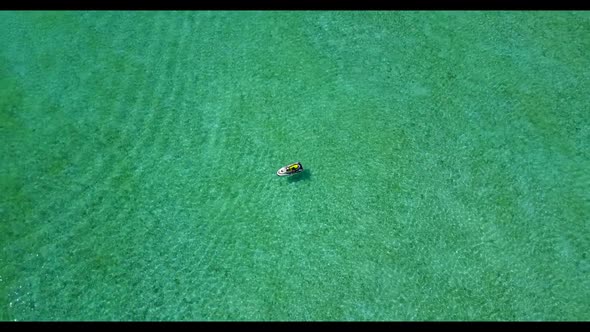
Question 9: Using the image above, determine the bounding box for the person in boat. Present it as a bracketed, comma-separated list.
[276, 162, 304, 176]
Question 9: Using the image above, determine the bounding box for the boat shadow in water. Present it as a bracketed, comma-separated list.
[287, 169, 312, 183]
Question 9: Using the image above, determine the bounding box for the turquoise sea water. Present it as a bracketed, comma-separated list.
[1, 11, 589, 320]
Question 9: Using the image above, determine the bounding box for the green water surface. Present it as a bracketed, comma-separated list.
[1, 11, 589, 320]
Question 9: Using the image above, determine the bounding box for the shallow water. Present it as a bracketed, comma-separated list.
[1, 11, 589, 320]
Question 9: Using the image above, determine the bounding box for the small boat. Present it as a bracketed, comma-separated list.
[276, 162, 304, 177]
